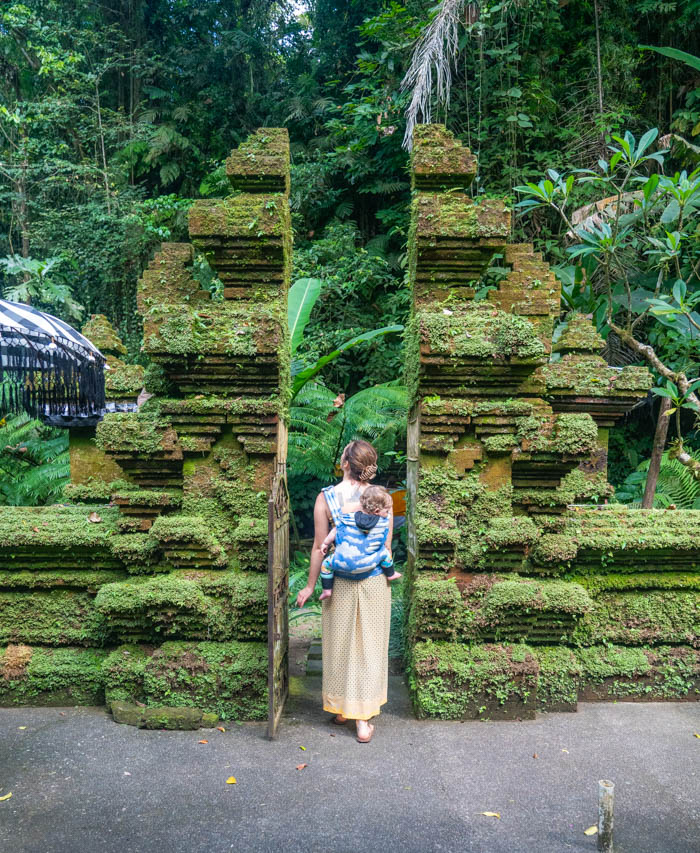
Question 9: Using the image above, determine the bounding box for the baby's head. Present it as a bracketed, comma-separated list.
[360, 485, 393, 518]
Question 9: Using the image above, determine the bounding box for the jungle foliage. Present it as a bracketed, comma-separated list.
[0, 0, 699, 512]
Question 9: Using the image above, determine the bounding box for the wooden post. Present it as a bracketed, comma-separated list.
[598, 779, 614, 852]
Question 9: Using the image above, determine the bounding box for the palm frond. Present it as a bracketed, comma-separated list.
[401, 0, 463, 150]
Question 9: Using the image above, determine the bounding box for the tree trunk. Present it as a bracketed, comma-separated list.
[593, 0, 604, 142]
[641, 396, 671, 508]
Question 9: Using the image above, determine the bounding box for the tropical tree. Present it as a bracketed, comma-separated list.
[515, 129, 700, 479]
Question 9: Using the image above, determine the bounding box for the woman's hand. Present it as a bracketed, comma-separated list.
[296, 585, 314, 608]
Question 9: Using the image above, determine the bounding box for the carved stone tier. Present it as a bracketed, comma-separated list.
[488, 244, 561, 353]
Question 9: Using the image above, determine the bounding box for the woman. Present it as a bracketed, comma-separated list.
[296, 440, 392, 743]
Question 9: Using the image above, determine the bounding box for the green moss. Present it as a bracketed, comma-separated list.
[0, 505, 120, 548]
[543, 355, 652, 397]
[103, 644, 151, 706]
[415, 465, 515, 570]
[482, 434, 519, 453]
[105, 359, 145, 399]
[535, 647, 581, 710]
[231, 517, 268, 570]
[0, 590, 105, 646]
[412, 193, 509, 240]
[0, 646, 107, 706]
[112, 488, 182, 508]
[94, 571, 267, 642]
[81, 314, 127, 356]
[107, 640, 268, 721]
[551, 413, 599, 455]
[553, 314, 605, 354]
[149, 514, 227, 566]
[516, 413, 598, 456]
[571, 507, 700, 555]
[574, 591, 699, 647]
[63, 478, 130, 503]
[0, 569, 127, 590]
[96, 412, 171, 454]
[109, 534, 161, 570]
[571, 571, 700, 594]
[576, 645, 651, 679]
[483, 517, 540, 549]
[420, 304, 546, 361]
[476, 578, 592, 643]
[409, 640, 538, 719]
[407, 577, 470, 642]
[144, 295, 282, 357]
[531, 534, 579, 567]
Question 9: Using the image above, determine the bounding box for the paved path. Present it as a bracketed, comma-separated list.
[1, 676, 699, 853]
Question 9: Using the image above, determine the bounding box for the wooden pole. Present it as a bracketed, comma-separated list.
[598, 779, 614, 852]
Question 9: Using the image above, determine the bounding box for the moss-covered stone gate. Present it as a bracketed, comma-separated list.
[0, 124, 698, 726]
[405, 125, 700, 718]
[0, 129, 291, 729]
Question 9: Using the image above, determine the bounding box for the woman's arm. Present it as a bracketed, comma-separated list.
[296, 492, 331, 608]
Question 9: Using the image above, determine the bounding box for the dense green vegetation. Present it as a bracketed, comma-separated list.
[1, 1, 698, 512]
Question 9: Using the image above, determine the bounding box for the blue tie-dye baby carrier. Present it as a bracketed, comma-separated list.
[322, 485, 389, 580]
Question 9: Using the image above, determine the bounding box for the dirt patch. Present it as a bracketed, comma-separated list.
[3, 644, 33, 680]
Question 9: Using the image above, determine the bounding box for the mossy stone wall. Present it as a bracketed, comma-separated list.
[405, 125, 698, 719]
[0, 129, 292, 727]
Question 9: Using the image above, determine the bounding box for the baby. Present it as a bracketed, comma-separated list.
[319, 485, 402, 601]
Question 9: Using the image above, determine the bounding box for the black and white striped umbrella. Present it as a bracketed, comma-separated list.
[0, 299, 106, 420]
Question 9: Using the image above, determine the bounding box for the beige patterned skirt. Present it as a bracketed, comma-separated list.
[321, 572, 392, 720]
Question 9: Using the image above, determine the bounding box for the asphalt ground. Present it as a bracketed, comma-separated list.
[1, 675, 699, 853]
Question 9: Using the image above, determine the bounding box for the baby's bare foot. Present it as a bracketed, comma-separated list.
[386, 571, 402, 582]
[319, 590, 332, 600]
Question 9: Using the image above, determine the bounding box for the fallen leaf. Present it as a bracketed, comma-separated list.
[216, 726, 226, 733]
[226, 776, 237, 784]
[561, 748, 569, 754]
[329, 733, 336, 737]
[32, 526, 39, 533]
[296, 764, 308, 771]
[584, 826, 598, 836]
[480, 812, 500, 819]
[87, 512, 102, 523]
[0, 793, 12, 802]
[332, 393, 346, 408]
[694, 732, 700, 738]
[198, 740, 208, 744]
[532, 753, 538, 759]
[299, 746, 306, 751]
[18, 726, 26, 730]
[59, 712, 66, 716]
[123, 772, 131, 776]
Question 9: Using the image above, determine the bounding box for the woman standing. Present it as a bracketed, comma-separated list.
[296, 440, 392, 743]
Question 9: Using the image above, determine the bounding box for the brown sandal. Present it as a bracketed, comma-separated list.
[332, 714, 348, 725]
[356, 722, 375, 743]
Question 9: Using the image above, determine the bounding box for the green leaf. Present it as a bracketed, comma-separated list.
[650, 387, 677, 400]
[672, 279, 686, 305]
[288, 278, 323, 355]
[291, 325, 403, 399]
[639, 45, 700, 73]
[636, 128, 659, 158]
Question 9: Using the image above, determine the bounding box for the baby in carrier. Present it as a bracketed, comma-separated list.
[319, 485, 402, 601]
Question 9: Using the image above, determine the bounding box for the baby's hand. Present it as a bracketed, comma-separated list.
[320, 542, 329, 556]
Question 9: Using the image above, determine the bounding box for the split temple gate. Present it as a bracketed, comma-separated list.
[404, 125, 700, 717]
[0, 125, 698, 727]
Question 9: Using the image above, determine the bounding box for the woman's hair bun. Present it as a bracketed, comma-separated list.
[359, 463, 378, 481]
